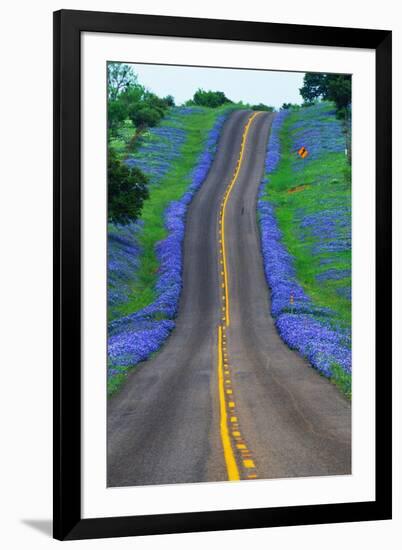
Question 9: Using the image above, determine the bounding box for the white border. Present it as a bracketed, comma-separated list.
[82, 32, 376, 519]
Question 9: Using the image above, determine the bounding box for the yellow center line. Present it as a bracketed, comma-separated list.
[221, 112, 261, 327]
[217, 325, 240, 480]
[217, 112, 262, 482]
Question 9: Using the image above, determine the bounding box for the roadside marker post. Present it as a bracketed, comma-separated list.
[290, 291, 294, 314]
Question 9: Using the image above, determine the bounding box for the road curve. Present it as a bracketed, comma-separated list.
[107, 110, 351, 487]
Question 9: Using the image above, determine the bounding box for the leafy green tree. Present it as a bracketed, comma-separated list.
[120, 83, 146, 107]
[128, 105, 163, 132]
[108, 71, 145, 134]
[108, 63, 138, 101]
[163, 95, 175, 107]
[108, 99, 128, 131]
[299, 73, 329, 103]
[108, 149, 149, 225]
[125, 91, 170, 147]
[281, 102, 301, 111]
[300, 72, 351, 163]
[191, 89, 233, 108]
[250, 103, 274, 112]
[326, 75, 352, 112]
[107, 63, 172, 150]
[143, 92, 168, 116]
[299, 73, 351, 115]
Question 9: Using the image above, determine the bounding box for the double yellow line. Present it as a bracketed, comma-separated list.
[217, 112, 261, 481]
[220, 112, 261, 327]
[217, 325, 239, 480]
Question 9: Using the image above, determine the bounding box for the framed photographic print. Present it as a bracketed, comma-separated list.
[53, 9, 392, 540]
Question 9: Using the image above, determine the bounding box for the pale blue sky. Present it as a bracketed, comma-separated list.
[127, 63, 304, 109]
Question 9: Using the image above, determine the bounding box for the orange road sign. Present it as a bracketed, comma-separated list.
[297, 146, 309, 159]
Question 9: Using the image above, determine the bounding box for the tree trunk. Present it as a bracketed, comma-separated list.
[125, 125, 146, 159]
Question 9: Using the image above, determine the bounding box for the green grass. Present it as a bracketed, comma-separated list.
[107, 105, 238, 394]
[265, 108, 351, 331]
[261, 104, 351, 398]
[109, 120, 135, 159]
[108, 105, 234, 322]
[331, 363, 352, 399]
[107, 368, 129, 396]
[107, 351, 162, 396]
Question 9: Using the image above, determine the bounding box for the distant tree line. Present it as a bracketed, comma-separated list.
[185, 89, 275, 112]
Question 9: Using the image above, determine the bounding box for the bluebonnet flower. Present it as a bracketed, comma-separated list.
[277, 314, 351, 377]
[291, 103, 345, 169]
[316, 268, 350, 282]
[336, 286, 352, 300]
[300, 208, 351, 257]
[108, 221, 143, 308]
[107, 110, 230, 377]
[108, 319, 175, 367]
[108, 108, 214, 315]
[125, 125, 187, 185]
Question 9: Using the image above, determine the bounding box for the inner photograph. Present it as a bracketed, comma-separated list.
[106, 61, 352, 487]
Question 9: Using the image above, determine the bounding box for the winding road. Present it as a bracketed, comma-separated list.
[107, 110, 351, 487]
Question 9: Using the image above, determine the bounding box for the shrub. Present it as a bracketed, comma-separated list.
[108, 99, 128, 132]
[251, 103, 274, 112]
[128, 105, 163, 131]
[163, 95, 175, 107]
[281, 102, 301, 111]
[108, 149, 149, 225]
[191, 88, 233, 108]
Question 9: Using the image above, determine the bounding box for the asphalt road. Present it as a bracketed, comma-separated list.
[107, 110, 351, 487]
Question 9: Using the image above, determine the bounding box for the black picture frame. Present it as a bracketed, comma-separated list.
[53, 9, 392, 541]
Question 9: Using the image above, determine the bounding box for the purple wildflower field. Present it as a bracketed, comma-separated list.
[108, 111, 229, 378]
[291, 104, 345, 168]
[257, 106, 351, 380]
[108, 108, 201, 313]
[292, 105, 351, 314]
[108, 221, 143, 310]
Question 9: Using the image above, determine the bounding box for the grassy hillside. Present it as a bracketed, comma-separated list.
[108, 105, 236, 393]
[109, 106, 234, 321]
[259, 102, 351, 397]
